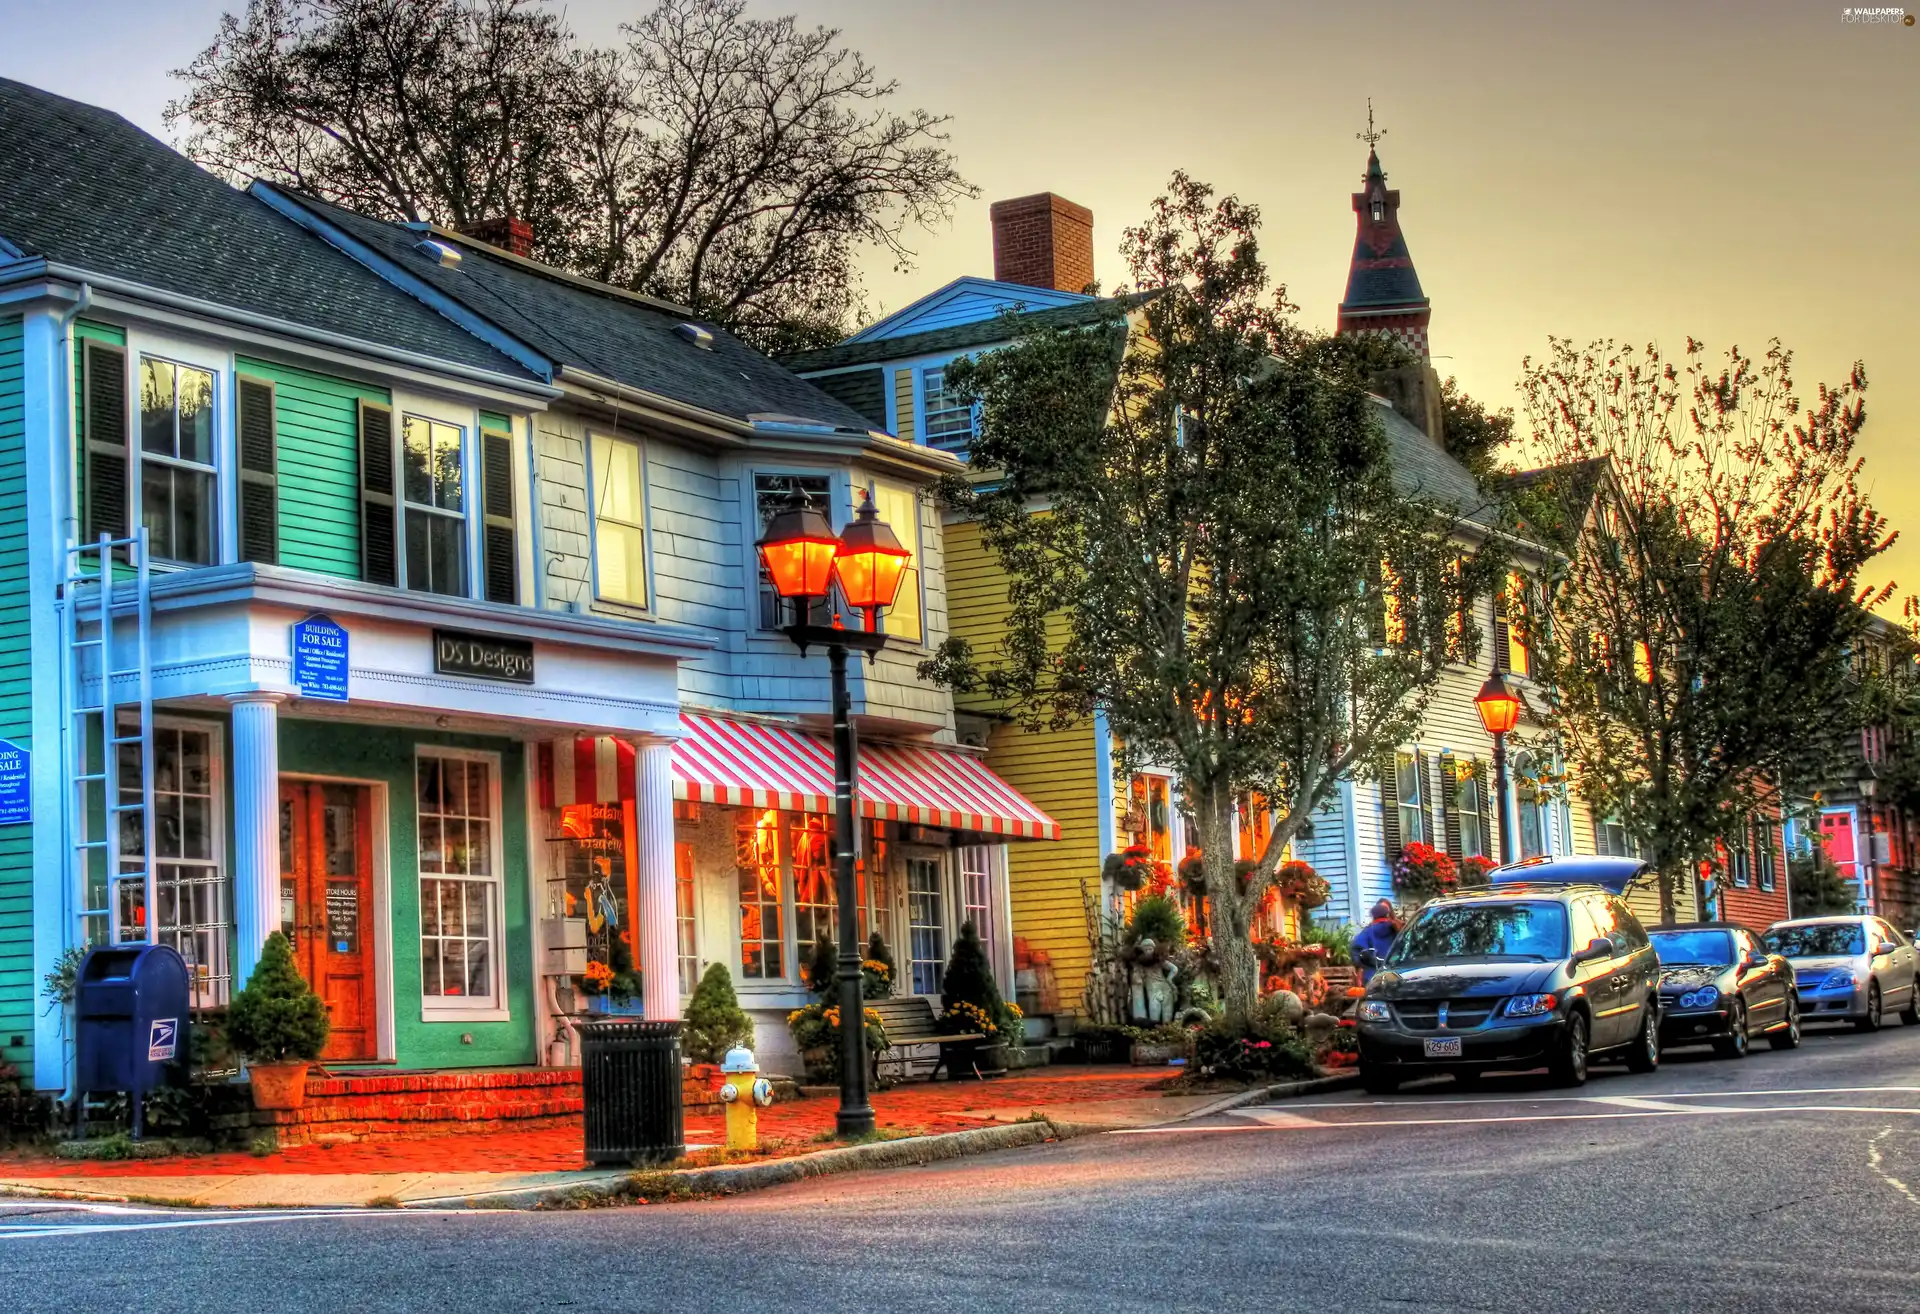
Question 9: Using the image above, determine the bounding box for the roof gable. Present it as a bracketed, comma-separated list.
[845, 276, 1094, 344]
[0, 78, 535, 382]
[782, 293, 1148, 375]
[266, 188, 879, 431]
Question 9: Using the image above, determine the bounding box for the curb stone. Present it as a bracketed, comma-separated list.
[402, 1119, 1063, 1210]
[1179, 1071, 1362, 1123]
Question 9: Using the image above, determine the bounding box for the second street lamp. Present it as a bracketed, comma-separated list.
[755, 490, 911, 1138]
[1474, 670, 1521, 864]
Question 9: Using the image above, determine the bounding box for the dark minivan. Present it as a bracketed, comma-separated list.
[1356, 870, 1662, 1093]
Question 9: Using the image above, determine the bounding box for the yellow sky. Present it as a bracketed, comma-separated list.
[6, 0, 1914, 589]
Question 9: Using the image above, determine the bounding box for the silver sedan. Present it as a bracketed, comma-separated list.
[1761, 915, 1920, 1031]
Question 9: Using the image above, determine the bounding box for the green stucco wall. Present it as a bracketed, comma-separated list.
[277, 719, 536, 1069]
[0, 314, 31, 1082]
[236, 356, 388, 581]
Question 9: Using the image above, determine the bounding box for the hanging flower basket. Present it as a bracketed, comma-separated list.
[1278, 860, 1330, 909]
[1103, 845, 1155, 892]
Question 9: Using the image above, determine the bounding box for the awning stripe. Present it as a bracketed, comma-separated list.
[670, 712, 1058, 841]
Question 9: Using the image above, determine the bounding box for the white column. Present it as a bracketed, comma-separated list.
[636, 740, 680, 1023]
[228, 692, 285, 990]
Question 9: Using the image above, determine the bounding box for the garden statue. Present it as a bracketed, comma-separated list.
[1129, 942, 1179, 1024]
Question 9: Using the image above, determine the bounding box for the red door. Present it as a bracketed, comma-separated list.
[279, 781, 378, 1062]
[1820, 810, 1859, 884]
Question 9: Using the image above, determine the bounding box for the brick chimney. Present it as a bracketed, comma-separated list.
[459, 216, 534, 258]
[989, 193, 1095, 293]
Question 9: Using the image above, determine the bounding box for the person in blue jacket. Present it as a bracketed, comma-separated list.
[1352, 900, 1399, 982]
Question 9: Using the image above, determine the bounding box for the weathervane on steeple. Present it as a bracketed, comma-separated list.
[1357, 99, 1386, 149]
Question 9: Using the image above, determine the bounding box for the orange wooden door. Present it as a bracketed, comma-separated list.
[278, 781, 377, 1062]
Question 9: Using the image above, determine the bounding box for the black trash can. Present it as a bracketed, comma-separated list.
[580, 1019, 685, 1166]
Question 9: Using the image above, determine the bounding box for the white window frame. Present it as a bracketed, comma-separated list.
[905, 851, 949, 997]
[1455, 763, 1487, 861]
[1395, 751, 1427, 846]
[113, 714, 229, 1006]
[918, 364, 977, 454]
[587, 429, 651, 611]
[135, 353, 222, 567]
[866, 478, 925, 646]
[415, 746, 509, 1022]
[398, 412, 472, 598]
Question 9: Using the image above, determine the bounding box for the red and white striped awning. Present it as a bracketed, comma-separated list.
[540, 713, 1058, 840]
[536, 736, 635, 808]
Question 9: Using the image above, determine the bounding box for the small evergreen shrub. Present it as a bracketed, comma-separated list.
[682, 963, 754, 1064]
[939, 921, 1023, 1045]
[1123, 894, 1187, 959]
[226, 932, 329, 1064]
[862, 931, 897, 999]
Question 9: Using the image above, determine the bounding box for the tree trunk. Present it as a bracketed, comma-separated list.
[1198, 791, 1259, 1015]
[1648, 839, 1677, 926]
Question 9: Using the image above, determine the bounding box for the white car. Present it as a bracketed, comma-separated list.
[1761, 916, 1920, 1031]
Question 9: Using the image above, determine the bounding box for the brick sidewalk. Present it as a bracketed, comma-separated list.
[0, 1066, 1176, 1179]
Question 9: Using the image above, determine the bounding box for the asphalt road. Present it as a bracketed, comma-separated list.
[6, 1021, 1919, 1314]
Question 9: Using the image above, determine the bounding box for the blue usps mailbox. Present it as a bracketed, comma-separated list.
[75, 944, 190, 1138]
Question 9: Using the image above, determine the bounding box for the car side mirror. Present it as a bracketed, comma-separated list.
[1743, 953, 1767, 972]
[1572, 937, 1612, 966]
[1877, 941, 1897, 957]
[1356, 947, 1381, 969]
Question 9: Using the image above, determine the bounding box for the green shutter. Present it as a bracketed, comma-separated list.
[1379, 754, 1402, 860]
[236, 376, 278, 564]
[82, 341, 129, 549]
[359, 401, 398, 586]
[1440, 753, 1462, 864]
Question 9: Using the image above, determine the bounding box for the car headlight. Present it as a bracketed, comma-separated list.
[1505, 993, 1557, 1018]
[1826, 971, 1858, 989]
[1678, 986, 1720, 1009]
[1357, 1000, 1391, 1022]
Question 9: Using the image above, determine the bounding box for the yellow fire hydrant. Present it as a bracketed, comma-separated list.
[719, 1046, 774, 1151]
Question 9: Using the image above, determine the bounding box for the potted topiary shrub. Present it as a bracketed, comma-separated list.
[862, 931, 897, 999]
[226, 932, 330, 1111]
[938, 921, 1021, 1078]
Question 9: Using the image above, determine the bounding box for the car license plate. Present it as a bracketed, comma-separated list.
[1423, 1037, 1463, 1059]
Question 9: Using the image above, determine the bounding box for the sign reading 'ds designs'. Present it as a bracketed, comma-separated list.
[434, 630, 536, 684]
[291, 614, 351, 701]
[0, 739, 28, 826]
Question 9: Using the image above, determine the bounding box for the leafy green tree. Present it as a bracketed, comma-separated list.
[1522, 337, 1892, 921]
[682, 962, 754, 1063]
[1789, 850, 1862, 917]
[168, 0, 972, 352]
[925, 173, 1502, 1013]
[1438, 375, 1515, 482]
[226, 932, 330, 1063]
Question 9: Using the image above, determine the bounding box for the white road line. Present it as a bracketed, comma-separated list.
[1116, 1103, 1920, 1134]
[1866, 1128, 1920, 1210]
[1276, 1083, 1920, 1110]
[0, 1205, 477, 1240]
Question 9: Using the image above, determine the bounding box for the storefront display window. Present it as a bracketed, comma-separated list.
[791, 813, 835, 954]
[675, 841, 699, 994]
[116, 720, 228, 1007]
[737, 810, 785, 979]
[544, 800, 633, 982]
[418, 751, 501, 1006]
[857, 820, 893, 948]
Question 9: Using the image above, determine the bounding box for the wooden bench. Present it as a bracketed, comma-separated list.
[867, 996, 986, 1083]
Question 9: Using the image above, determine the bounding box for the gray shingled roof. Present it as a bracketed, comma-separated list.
[780, 293, 1152, 373]
[1372, 397, 1505, 528]
[0, 79, 532, 380]
[281, 191, 878, 430]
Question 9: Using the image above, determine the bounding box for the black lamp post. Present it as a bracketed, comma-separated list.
[1475, 670, 1521, 864]
[756, 490, 911, 1138]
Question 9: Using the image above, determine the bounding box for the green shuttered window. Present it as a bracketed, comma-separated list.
[481, 424, 517, 605]
[237, 376, 278, 564]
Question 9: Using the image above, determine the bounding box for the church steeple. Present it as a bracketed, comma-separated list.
[1337, 106, 1431, 362]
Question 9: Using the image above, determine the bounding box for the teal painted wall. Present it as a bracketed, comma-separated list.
[277, 720, 535, 1068]
[235, 356, 389, 580]
[0, 314, 31, 1082]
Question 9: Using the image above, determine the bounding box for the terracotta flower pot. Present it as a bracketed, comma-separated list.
[248, 1060, 312, 1111]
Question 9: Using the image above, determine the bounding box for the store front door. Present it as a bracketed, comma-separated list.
[279, 780, 379, 1062]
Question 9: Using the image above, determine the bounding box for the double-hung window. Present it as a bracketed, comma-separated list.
[591, 433, 648, 606]
[868, 481, 923, 642]
[907, 856, 948, 995]
[417, 750, 503, 1011]
[1395, 752, 1427, 846]
[920, 367, 975, 455]
[1756, 828, 1778, 892]
[137, 357, 217, 565]
[735, 810, 786, 980]
[1455, 763, 1487, 860]
[1731, 828, 1753, 887]
[402, 416, 468, 596]
[753, 473, 833, 628]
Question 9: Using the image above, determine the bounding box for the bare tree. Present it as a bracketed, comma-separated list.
[168, 0, 973, 351]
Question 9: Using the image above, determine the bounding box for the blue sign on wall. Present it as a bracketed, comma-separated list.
[291, 614, 350, 701]
[0, 739, 27, 826]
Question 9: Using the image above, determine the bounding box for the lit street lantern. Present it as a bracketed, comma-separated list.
[755, 489, 913, 1138]
[1475, 670, 1521, 862]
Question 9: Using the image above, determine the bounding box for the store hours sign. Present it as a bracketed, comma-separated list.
[291, 614, 350, 701]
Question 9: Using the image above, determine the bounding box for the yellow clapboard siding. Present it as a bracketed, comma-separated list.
[947, 520, 1107, 1010]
